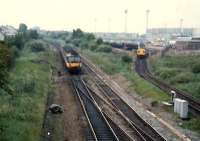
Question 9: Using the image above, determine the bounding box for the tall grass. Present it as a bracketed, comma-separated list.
[0, 41, 55, 141]
[150, 54, 200, 100]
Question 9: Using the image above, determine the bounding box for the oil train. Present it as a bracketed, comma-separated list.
[106, 42, 148, 58]
[61, 47, 81, 73]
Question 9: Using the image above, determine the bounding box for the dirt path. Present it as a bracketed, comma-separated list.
[41, 46, 85, 141]
[54, 77, 85, 141]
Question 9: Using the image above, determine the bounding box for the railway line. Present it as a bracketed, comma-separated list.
[81, 57, 166, 141]
[72, 76, 119, 141]
[86, 81, 150, 141]
[135, 58, 200, 116]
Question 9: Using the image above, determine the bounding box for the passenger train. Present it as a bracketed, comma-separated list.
[61, 48, 81, 73]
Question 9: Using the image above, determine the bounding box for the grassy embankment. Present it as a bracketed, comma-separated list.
[80, 49, 169, 101]
[0, 40, 56, 141]
[150, 53, 200, 134]
[150, 54, 200, 100]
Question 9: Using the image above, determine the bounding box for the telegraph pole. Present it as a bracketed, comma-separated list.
[180, 18, 183, 35]
[94, 18, 97, 33]
[124, 9, 128, 33]
[146, 9, 150, 33]
[107, 18, 111, 33]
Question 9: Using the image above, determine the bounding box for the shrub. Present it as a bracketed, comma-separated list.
[11, 46, 20, 58]
[96, 38, 103, 45]
[29, 40, 46, 52]
[121, 55, 132, 63]
[96, 44, 112, 53]
[85, 33, 95, 40]
[88, 41, 98, 51]
[15, 77, 36, 93]
[79, 39, 89, 48]
[155, 68, 179, 79]
[192, 63, 200, 73]
[172, 72, 193, 83]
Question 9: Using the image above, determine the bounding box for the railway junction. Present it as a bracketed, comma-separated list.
[41, 46, 199, 141]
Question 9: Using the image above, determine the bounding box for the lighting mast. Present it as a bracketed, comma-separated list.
[146, 9, 150, 33]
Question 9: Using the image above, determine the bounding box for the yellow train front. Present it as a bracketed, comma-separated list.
[65, 52, 82, 73]
[136, 48, 148, 58]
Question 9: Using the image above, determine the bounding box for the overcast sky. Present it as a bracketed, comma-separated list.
[0, 0, 199, 33]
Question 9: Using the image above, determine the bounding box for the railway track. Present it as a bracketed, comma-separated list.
[72, 76, 119, 141]
[81, 57, 166, 141]
[135, 58, 200, 116]
[86, 82, 149, 141]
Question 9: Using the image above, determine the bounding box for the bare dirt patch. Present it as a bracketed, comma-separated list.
[41, 47, 86, 141]
[54, 77, 85, 141]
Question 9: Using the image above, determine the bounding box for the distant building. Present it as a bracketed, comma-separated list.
[31, 26, 40, 32]
[147, 28, 193, 36]
[175, 39, 200, 50]
[0, 25, 17, 41]
[193, 28, 200, 38]
[0, 33, 4, 41]
[95, 32, 138, 43]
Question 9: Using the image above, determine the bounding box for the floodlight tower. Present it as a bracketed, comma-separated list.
[146, 9, 150, 33]
[124, 9, 128, 33]
[94, 18, 97, 33]
[180, 18, 184, 35]
[107, 18, 111, 33]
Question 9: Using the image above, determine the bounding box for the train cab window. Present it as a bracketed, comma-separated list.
[67, 56, 80, 63]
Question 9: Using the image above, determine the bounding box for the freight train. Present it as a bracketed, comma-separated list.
[108, 42, 139, 51]
[61, 47, 81, 73]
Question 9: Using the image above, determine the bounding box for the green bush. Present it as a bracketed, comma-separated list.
[88, 41, 98, 51]
[29, 40, 46, 52]
[96, 44, 112, 53]
[192, 63, 200, 73]
[15, 77, 36, 93]
[96, 38, 103, 45]
[11, 46, 20, 58]
[121, 55, 132, 63]
[79, 39, 89, 48]
[172, 72, 193, 83]
[155, 68, 179, 79]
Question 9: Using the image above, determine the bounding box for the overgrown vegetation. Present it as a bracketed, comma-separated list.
[0, 41, 55, 141]
[70, 28, 112, 53]
[121, 55, 132, 63]
[0, 23, 55, 141]
[29, 40, 47, 52]
[181, 118, 200, 134]
[150, 54, 200, 134]
[150, 54, 200, 100]
[0, 23, 39, 94]
[0, 43, 12, 93]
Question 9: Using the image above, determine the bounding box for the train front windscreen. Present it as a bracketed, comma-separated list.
[67, 56, 81, 63]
